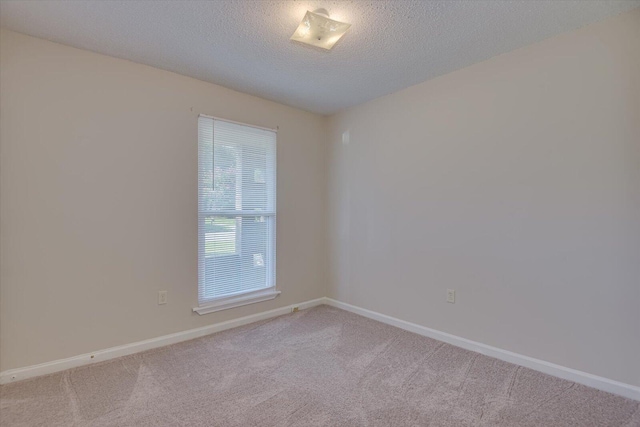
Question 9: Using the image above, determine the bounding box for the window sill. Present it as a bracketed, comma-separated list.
[193, 288, 281, 315]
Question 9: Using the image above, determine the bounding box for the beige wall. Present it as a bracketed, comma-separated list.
[327, 9, 640, 386]
[0, 29, 328, 371]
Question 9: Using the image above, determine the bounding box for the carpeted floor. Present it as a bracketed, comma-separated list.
[1, 305, 638, 426]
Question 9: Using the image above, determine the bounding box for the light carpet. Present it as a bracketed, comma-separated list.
[1, 305, 638, 426]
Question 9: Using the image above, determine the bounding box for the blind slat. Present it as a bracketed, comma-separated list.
[198, 117, 277, 305]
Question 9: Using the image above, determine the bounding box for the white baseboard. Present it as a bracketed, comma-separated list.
[0, 297, 326, 385]
[324, 298, 640, 401]
[3, 296, 638, 401]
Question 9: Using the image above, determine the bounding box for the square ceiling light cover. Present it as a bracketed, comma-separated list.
[290, 10, 351, 50]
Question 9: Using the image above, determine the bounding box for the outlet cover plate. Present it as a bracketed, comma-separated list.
[446, 289, 455, 304]
[158, 290, 168, 305]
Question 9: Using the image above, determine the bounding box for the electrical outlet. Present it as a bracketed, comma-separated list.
[158, 290, 168, 305]
[342, 130, 350, 145]
[446, 289, 455, 304]
[291, 306, 299, 313]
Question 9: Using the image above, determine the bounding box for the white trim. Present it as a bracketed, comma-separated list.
[3, 296, 638, 401]
[324, 298, 640, 401]
[193, 289, 281, 315]
[0, 297, 325, 385]
[198, 114, 278, 133]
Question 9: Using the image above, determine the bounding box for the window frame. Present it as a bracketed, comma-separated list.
[194, 115, 279, 315]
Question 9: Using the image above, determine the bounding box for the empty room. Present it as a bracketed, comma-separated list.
[0, 1, 639, 426]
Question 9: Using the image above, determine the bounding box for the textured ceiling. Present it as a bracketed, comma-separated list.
[1, 1, 638, 115]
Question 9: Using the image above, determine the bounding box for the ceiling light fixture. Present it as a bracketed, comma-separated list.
[290, 8, 351, 50]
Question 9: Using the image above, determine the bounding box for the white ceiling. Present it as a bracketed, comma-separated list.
[1, 1, 638, 115]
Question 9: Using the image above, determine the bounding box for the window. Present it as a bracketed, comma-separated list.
[195, 116, 277, 314]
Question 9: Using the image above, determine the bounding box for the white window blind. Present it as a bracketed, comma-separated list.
[198, 116, 276, 308]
